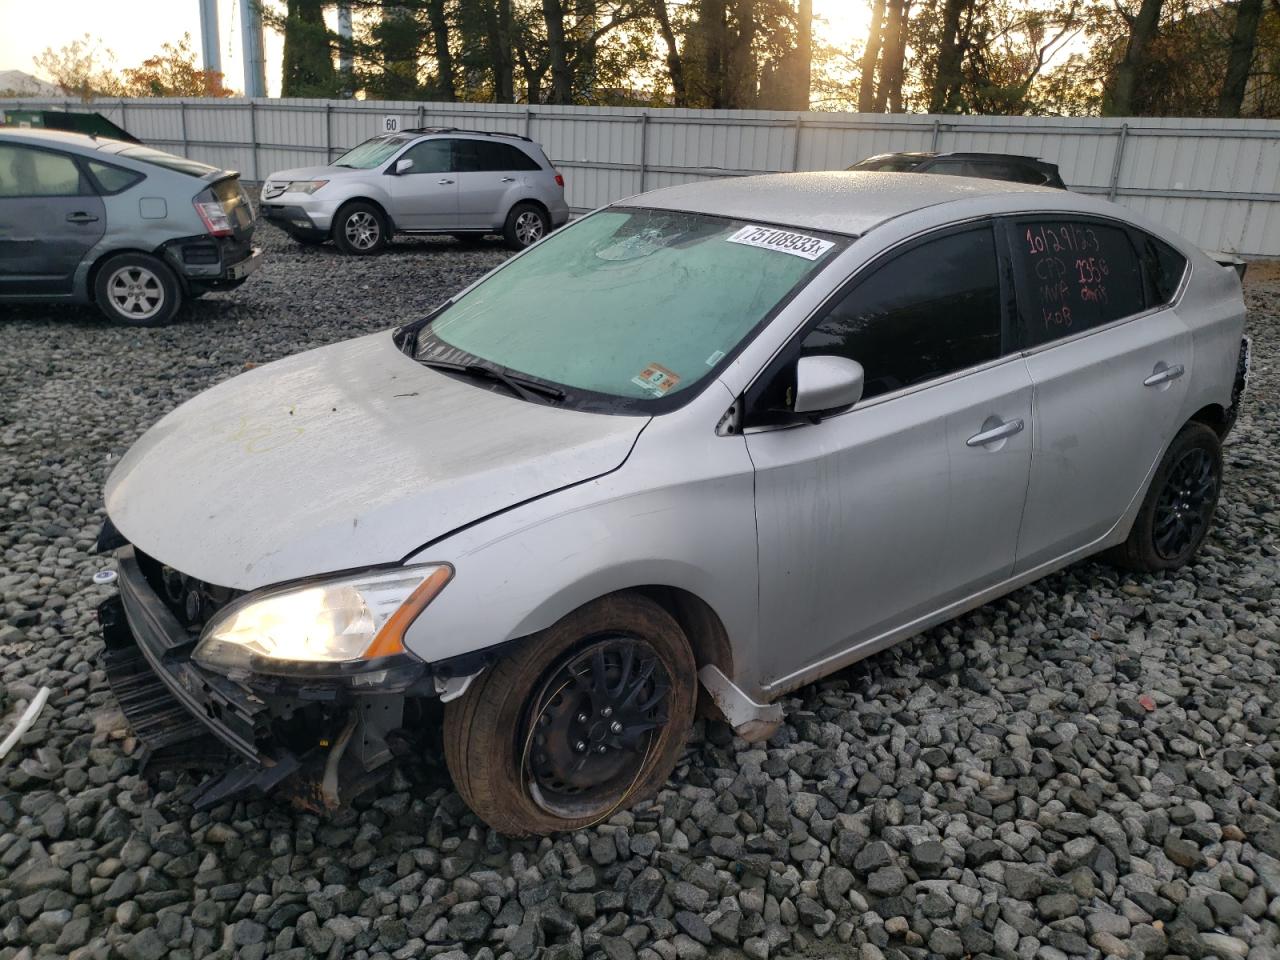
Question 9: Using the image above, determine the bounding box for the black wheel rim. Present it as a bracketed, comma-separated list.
[1153, 447, 1217, 561]
[522, 637, 670, 820]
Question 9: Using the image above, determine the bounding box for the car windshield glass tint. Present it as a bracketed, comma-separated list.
[116, 145, 218, 177]
[421, 208, 842, 404]
[334, 135, 412, 168]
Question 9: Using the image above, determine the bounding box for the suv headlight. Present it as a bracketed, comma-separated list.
[286, 179, 328, 195]
[192, 564, 452, 674]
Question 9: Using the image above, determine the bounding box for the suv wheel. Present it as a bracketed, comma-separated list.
[333, 202, 389, 255]
[1106, 422, 1223, 571]
[94, 253, 182, 326]
[503, 202, 549, 250]
[443, 593, 697, 836]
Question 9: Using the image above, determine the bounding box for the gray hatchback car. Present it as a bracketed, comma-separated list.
[259, 128, 569, 254]
[0, 129, 259, 325]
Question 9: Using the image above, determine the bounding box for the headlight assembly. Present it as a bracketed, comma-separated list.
[287, 179, 328, 194]
[192, 564, 452, 675]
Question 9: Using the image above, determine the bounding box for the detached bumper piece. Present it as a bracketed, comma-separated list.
[100, 545, 403, 811]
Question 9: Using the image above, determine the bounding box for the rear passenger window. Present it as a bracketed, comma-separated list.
[1013, 220, 1145, 348]
[1140, 234, 1187, 305]
[801, 225, 1003, 400]
[479, 141, 540, 172]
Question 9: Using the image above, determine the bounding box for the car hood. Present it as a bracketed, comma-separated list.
[104, 332, 647, 591]
[265, 164, 369, 183]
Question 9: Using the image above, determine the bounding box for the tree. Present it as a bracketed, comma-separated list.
[121, 35, 235, 96]
[1219, 0, 1265, 114]
[1103, 0, 1165, 114]
[32, 34, 125, 101]
[281, 0, 339, 97]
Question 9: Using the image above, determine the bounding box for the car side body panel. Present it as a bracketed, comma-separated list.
[399, 381, 760, 678]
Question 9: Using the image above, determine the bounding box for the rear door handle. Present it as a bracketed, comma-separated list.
[437, 178, 455, 185]
[501, 176, 516, 182]
[1144, 363, 1185, 387]
[967, 417, 1025, 448]
[66, 212, 100, 224]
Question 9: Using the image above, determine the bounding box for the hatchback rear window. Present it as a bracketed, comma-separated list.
[115, 145, 219, 177]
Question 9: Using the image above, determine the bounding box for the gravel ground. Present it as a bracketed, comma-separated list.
[1, 225, 1278, 960]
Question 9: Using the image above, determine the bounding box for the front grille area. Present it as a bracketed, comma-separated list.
[134, 549, 242, 635]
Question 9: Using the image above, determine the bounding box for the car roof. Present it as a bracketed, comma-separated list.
[627, 171, 1066, 236]
[0, 127, 108, 151]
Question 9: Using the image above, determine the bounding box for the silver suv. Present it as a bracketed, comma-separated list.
[260, 128, 569, 254]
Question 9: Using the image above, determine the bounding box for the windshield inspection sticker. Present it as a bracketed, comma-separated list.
[726, 225, 834, 260]
[632, 362, 681, 397]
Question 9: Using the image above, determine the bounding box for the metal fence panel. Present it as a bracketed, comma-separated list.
[3, 97, 1277, 255]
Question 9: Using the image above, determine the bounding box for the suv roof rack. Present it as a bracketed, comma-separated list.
[404, 126, 533, 142]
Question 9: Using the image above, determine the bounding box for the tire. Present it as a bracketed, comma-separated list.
[443, 593, 697, 836]
[332, 201, 389, 255]
[1106, 422, 1223, 572]
[93, 253, 182, 326]
[502, 202, 550, 250]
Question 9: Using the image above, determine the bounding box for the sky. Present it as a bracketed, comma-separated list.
[0, 0, 869, 100]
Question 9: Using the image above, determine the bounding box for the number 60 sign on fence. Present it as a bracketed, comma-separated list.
[382, 115, 403, 133]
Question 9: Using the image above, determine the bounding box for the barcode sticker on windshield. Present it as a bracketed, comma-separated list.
[726, 225, 834, 260]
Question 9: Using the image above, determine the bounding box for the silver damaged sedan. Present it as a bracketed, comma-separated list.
[99, 172, 1249, 835]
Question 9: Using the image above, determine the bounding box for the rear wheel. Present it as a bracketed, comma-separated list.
[443, 593, 696, 836]
[1106, 422, 1222, 571]
[332, 202, 389, 255]
[93, 253, 182, 326]
[502, 202, 549, 250]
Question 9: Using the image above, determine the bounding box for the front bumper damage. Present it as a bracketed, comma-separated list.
[99, 542, 483, 809]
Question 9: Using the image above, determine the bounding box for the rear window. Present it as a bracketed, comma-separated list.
[1013, 219, 1146, 347]
[88, 160, 144, 194]
[116, 145, 219, 177]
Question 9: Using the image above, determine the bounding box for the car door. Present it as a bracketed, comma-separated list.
[454, 139, 540, 228]
[0, 143, 105, 296]
[381, 138, 458, 230]
[1008, 217, 1192, 572]
[742, 223, 1034, 690]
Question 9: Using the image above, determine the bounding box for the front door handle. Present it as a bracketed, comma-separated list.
[437, 178, 455, 185]
[1144, 363, 1185, 387]
[967, 417, 1025, 448]
[66, 212, 100, 224]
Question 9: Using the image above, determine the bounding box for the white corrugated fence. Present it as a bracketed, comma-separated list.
[4, 97, 1278, 256]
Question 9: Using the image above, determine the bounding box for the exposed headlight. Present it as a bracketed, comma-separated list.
[286, 179, 328, 195]
[192, 564, 452, 674]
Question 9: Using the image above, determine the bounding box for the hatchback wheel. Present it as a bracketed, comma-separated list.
[94, 253, 182, 326]
[1107, 421, 1222, 571]
[503, 202, 549, 250]
[443, 593, 696, 836]
[333, 202, 389, 255]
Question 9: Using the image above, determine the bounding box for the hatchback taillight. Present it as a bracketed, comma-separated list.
[554, 172, 564, 188]
[193, 187, 233, 237]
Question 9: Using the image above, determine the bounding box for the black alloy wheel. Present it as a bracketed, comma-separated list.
[1152, 446, 1218, 561]
[523, 637, 670, 819]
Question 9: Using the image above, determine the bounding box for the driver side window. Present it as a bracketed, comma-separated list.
[801, 225, 1004, 401]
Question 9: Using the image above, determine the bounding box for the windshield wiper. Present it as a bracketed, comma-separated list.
[419, 358, 566, 403]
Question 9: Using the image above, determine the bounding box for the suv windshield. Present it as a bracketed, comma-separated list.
[418, 208, 843, 409]
[334, 134, 414, 169]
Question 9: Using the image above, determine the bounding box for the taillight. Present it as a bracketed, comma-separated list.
[554, 172, 564, 188]
[193, 187, 233, 237]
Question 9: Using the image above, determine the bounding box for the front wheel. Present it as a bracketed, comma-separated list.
[93, 253, 182, 326]
[443, 593, 697, 836]
[1106, 422, 1223, 571]
[502, 202, 549, 250]
[332, 202, 389, 255]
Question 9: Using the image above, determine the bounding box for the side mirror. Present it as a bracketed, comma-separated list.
[394, 157, 414, 175]
[794, 355, 864, 416]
